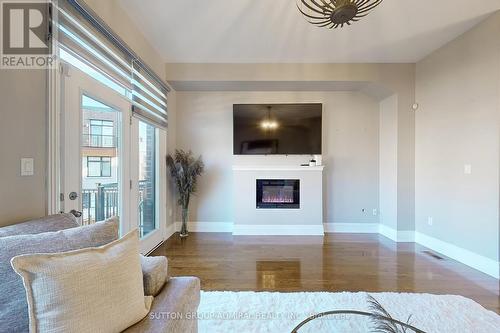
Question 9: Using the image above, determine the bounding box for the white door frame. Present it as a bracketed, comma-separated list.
[47, 64, 63, 215]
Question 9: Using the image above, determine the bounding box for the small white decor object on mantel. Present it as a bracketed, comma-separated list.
[313, 155, 322, 166]
[198, 291, 500, 333]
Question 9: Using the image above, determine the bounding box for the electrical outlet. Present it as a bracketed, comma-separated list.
[21, 158, 34, 176]
[372, 209, 378, 216]
[427, 216, 433, 226]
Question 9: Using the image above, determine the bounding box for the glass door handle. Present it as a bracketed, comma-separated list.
[70, 210, 82, 218]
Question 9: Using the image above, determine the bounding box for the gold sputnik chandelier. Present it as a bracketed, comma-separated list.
[297, 0, 384, 29]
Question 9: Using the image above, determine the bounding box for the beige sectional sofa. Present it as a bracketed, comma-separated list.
[0, 214, 200, 333]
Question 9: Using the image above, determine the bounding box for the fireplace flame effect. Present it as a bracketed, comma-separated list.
[262, 187, 294, 203]
[262, 196, 294, 203]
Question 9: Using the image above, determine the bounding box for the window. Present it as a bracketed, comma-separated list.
[88, 119, 114, 147]
[87, 156, 112, 177]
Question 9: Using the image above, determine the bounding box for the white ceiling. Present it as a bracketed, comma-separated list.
[119, 0, 500, 63]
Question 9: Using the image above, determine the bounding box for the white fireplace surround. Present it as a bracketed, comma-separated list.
[232, 165, 325, 235]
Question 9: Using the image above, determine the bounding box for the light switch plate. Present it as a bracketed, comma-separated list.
[427, 216, 433, 226]
[21, 158, 34, 176]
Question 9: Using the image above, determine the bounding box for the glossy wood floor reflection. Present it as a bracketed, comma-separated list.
[152, 233, 500, 313]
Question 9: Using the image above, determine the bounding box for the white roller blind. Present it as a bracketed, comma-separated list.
[56, 0, 169, 128]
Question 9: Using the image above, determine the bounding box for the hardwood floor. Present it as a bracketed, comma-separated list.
[152, 232, 500, 313]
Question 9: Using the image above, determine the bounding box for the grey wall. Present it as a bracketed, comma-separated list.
[165, 63, 416, 232]
[379, 95, 398, 230]
[415, 13, 500, 261]
[0, 70, 47, 226]
[175, 91, 380, 225]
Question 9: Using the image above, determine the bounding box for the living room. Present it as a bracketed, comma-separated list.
[1, 0, 499, 332]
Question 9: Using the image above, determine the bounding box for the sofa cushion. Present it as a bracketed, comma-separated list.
[0, 213, 78, 238]
[0, 217, 119, 333]
[123, 276, 201, 333]
[11, 230, 152, 333]
[141, 255, 169, 296]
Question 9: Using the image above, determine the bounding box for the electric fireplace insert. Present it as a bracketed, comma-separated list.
[256, 179, 300, 209]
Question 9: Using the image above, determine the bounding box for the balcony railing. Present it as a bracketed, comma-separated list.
[82, 181, 148, 226]
[82, 134, 115, 148]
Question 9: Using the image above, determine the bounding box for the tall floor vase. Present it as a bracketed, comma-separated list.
[180, 207, 189, 238]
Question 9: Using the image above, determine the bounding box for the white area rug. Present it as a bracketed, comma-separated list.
[198, 291, 500, 333]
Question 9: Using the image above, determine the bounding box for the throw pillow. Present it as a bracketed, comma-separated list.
[11, 230, 152, 333]
[0, 217, 119, 333]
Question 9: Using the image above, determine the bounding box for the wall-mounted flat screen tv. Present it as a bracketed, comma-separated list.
[233, 103, 322, 155]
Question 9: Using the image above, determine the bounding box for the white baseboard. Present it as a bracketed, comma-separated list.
[165, 223, 176, 239]
[377, 224, 397, 240]
[324, 223, 379, 233]
[397, 230, 415, 242]
[233, 224, 324, 236]
[324, 223, 414, 242]
[174, 221, 234, 233]
[378, 224, 415, 242]
[414, 231, 499, 279]
[325, 223, 498, 278]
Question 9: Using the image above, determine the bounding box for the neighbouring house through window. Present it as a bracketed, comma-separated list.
[89, 119, 114, 147]
[87, 156, 112, 177]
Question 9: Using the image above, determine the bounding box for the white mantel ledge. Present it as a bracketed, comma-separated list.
[232, 165, 325, 171]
